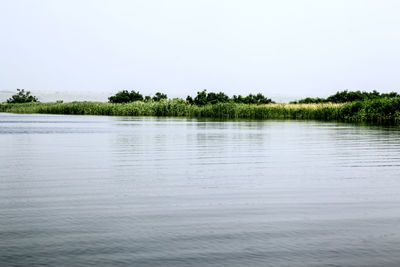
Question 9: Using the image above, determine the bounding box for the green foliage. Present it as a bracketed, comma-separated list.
[6, 89, 38, 103]
[3, 89, 400, 124]
[326, 90, 373, 103]
[293, 90, 400, 104]
[0, 101, 343, 121]
[290, 97, 326, 104]
[233, 93, 273, 104]
[206, 92, 230, 104]
[108, 90, 168, 103]
[187, 90, 273, 106]
[108, 90, 144, 103]
[107, 89, 273, 106]
[341, 97, 400, 122]
[186, 96, 194, 104]
[2, 98, 400, 123]
[193, 90, 208, 106]
[152, 92, 168, 102]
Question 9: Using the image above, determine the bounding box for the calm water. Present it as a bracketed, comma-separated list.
[1, 113, 400, 267]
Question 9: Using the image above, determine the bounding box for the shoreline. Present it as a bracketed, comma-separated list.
[1, 99, 400, 124]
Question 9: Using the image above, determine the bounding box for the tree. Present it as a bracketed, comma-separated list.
[254, 93, 273, 104]
[194, 90, 208, 106]
[152, 92, 167, 102]
[233, 95, 244, 103]
[129, 91, 144, 102]
[186, 95, 194, 104]
[108, 90, 144, 103]
[7, 89, 38, 103]
[206, 92, 229, 104]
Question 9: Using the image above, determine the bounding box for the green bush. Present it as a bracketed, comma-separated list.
[186, 90, 273, 106]
[6, 89, 38, 103]
[152, 92, 168, 102]
[3, 90, 400, 124]
[232, 93, 273, 104]
[293, 90, 400, 104]
[108, 90, 144, 103]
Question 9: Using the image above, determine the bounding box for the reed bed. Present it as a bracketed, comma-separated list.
[1, 97, 400, 123]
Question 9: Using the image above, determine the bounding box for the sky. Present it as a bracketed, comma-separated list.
[1, 0, 400, 102]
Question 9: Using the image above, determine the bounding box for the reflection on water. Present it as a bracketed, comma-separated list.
[1, 113, 400, 266]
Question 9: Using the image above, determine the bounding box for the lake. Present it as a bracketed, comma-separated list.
[1, 113, 400, 266]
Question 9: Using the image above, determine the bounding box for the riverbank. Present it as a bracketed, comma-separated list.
[1, 97, 400, 123]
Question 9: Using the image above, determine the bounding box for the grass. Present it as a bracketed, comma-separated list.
[1, 97, 400, 123]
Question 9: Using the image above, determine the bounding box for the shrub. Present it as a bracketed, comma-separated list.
[186, 96, 194, 104]
[233, 93, 273, 104]
[206, 92, 229, 104]
[152, 92, 168, 102]
[7, 89, 38, 103]
[108, 90, 144, 103]
[194, 90, 208, 106]
[293, 90, 400, 104]
[291, 97, 326, 104]
[188, 90, 273, 106]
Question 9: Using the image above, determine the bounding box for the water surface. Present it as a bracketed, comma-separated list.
[1, 113, 400, 266]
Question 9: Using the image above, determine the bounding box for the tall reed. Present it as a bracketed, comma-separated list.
[1, 97, 400, 123]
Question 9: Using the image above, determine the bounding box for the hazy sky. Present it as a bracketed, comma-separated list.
[1, 0, 400, 100]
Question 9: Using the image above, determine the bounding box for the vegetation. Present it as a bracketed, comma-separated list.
[152, 92, 168, 102]
[291, 90, 400, 104]
[108, 89, 273, 106]
[108, 90, 144, 103]
[232, 93, 274, 105]
[1, 97, 400, 123]
[6, 89, 38, 104]
[108, 90, 168, 103]
[185, 90, 273, 105]
[2, 89, 400, 124]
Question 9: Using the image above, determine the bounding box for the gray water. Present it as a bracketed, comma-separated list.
[1, 113, 400, 267]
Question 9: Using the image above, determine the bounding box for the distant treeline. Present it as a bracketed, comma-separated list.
[3, 88, 400, 124]
[108, 90, 167, 103]
[185, 90, 274, 105]
[108, 89, 274, 105]
[291, 90, 400, 104]
[108, 89, 400, 106]
[4, 88, 400, 106]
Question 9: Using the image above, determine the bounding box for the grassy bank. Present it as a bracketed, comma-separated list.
[1, 97, 400, 123]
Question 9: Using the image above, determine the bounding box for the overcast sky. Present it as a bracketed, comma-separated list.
[1, 0, 400, 100]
